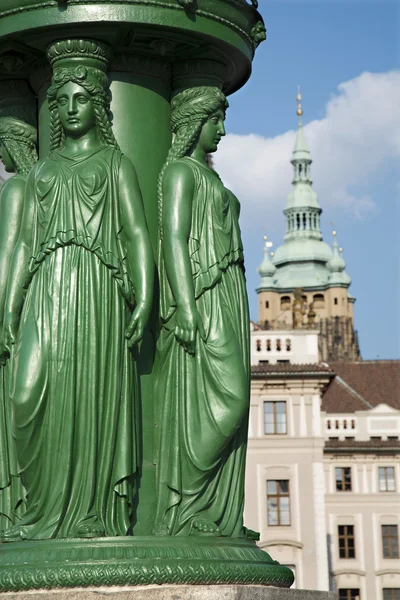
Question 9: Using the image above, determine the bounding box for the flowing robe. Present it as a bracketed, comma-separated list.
[0, 175, 26, 531]
[155, 156, 250, 537]
[9, 146, 137, 540]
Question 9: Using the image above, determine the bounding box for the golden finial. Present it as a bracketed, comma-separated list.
[263, 235, 267, 241]
[339, 247, 343, 253]
[332, 230, 337, 237]
[270, 251, 275, 257]
[296, 86, 303, 117]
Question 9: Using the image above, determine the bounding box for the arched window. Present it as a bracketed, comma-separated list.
[285, 339, 291, 351]
[313, 293, 325, 309]
[266, 339, 272, 352]
[281, 296, 291, 309]
[256, 339, 261, 352]
[302, 213, 307, 229]
[265, 301, 269, 309]
[276, 339, 281, 352]
[334, 297, 338, 305]
[296, 214, 300, 230]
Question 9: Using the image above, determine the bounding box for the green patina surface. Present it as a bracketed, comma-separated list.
[0, 2, 293, 591]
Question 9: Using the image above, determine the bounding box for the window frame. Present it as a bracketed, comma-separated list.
[336, 466, 352, 492]
[338, 524, 356, 559]
[267, 479, 291, 527]
[263, 401, 287, 435]
[338, 589, 360, 600]
[379, 466, 396, 492]
[381, 525, 399, 559]
[383, 589, 400, 600]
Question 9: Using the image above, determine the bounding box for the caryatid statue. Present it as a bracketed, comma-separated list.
[0, 80, 38, 533]
[1, 40, 154, 542]
[155, 86, 250, 537]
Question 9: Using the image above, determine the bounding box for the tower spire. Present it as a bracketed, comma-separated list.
[281, 89, 322, 244]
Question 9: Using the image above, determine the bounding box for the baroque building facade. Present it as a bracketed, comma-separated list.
[245, 96, 399, 600]
[246, 351, 400, 599]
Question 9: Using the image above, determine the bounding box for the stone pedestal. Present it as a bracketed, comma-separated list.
[0, 587, 337, 600]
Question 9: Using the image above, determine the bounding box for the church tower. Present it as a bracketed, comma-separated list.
[256, 92, 361, 362]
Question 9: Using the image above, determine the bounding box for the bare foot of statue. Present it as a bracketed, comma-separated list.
[76, 520, 105, 539]
[0, 525, 22, 542]
[153, 521, 170, 536]
[190, 518, 220, 536]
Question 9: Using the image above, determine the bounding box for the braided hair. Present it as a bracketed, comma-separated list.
[158, 86, 228, 238]
[0, 117, 37, 176]
[47, 65, 119, 152]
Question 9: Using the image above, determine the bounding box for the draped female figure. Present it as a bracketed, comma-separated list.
[154, 87, 250, 537]
[0, 107, 37, 532]
[2, 40, 154, 541]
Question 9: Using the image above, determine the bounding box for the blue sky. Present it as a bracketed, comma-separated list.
[215, 0, 400, 360]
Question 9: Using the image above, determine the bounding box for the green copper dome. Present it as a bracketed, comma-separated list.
[257, 93, 354, 295]
[257, 238, 276, 291]
[328, 237, 352, 287]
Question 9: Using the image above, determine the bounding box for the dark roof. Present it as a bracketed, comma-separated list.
[322, 360, 400, 413]
[251, 363, 334, 377]
[325, 438, 400, 454]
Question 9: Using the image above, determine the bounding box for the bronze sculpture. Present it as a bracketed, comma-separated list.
[155, 86, 250, 537]
[2, 40, 154, 541]
[0, 82, 38, 533]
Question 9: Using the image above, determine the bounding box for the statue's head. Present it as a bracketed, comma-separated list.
[47, 39, 117, 150]
[170, 86, 229, 156]
[0, 81, 37, 176]
[157, 86, 229, 236]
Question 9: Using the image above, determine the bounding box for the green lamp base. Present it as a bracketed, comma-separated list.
[0, 536, 294, 591]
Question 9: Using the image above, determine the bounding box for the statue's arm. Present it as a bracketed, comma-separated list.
[119, 155, 154, 347]
[162, 161, 205, 354]
[4, 168, 35, 351]
[0, 178, 25, 360]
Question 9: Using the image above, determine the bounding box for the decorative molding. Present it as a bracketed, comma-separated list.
[259, 539, 304, 550]
[0, 41, 42, 77]
[333, 569, 366, 577]
[173, 59, 227, 90]
[111, 53, 171, 82]
[0, 2, 254, 48]
[47, 38, 112, 70]
[250, 21, 267, 49]
[0, 537, 294, 592]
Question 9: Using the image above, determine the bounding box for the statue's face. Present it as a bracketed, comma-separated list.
[56, 81, 96, 138]
[198, 108, 226, 154]
[0, 143, 14, 173]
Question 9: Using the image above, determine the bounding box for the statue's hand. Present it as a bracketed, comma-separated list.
[3, 312, 18, 356]
[175, 305, 205, 356]
[125, 303, 150, 348]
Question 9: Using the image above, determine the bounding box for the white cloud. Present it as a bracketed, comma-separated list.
[214, 71, 400, 231]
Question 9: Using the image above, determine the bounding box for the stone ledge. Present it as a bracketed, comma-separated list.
[0, 585, 337, 599]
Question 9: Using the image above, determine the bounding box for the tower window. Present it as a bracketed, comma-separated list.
[334, 297, 338, 305]
[265, 301, 269, 309]
[303, 213, 307, 229]
[296, 214, 300, 230]
[256, 339, 261, 352]
[313, 293, 325, 309]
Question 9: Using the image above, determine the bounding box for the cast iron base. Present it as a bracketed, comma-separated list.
[0, 537, 294, 592]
